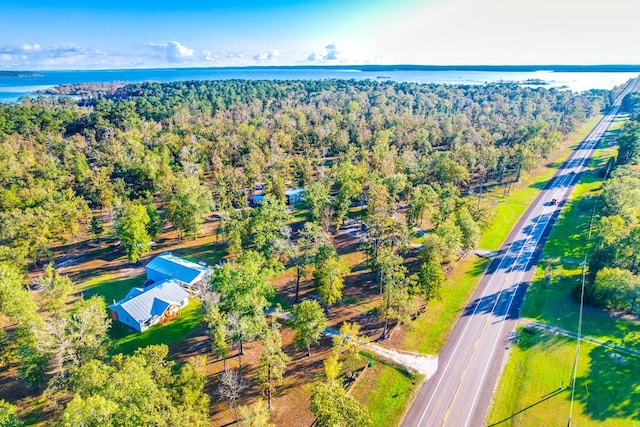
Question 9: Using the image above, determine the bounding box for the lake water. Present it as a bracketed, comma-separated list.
[1, 67, 638, 103]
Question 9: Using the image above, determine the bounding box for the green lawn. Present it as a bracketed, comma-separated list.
[522, 134, 640, 344]
[289, 203, 310, 223]
[350, 356, 423, 427]
[76, 273, 205, 356]
[172, 242, 226, 267]
[523, 262, 640, 345]
[77, 273, 146, 305]
[541, 171, 602, 260]
[488, 328, 640, 426]
[488, 115, 640, 426]
[110, 299, 204, 355]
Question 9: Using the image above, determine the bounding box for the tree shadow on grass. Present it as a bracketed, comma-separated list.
[512, 327, 571, 355]
[573, 345, 640, 422]
[487, 386, 569, 426]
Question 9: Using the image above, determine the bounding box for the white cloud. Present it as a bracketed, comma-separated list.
[306, 42, 371, 64]
[166, 41, 194, 61]
[324, 49, 339, 61]
[0, 43, 108, 69]
[199, 49, 254, 65]
[253, 49, 281, 62]
[20, 43, 41, 52]
[322, 42, 342, 61]
[149, 40, 195, 63]
[203, 50, 218, 62]
[0, 39, 321, 69]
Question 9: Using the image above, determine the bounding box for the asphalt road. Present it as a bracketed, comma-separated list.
[401, 78, 638, 427]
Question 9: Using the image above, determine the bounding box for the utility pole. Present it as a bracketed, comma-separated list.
[567, 253, 587, 427]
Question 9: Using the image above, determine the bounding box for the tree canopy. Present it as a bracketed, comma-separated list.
[0, 77, 619, 425]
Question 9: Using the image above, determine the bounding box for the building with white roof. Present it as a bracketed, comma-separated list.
[108, 279, 189, 332]
[145, 252, 213, 296]
[285, 187, 304, 205]
[108, 252, 213, 332]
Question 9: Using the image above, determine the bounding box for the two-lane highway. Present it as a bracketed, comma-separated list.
[401, 77, 638, 427]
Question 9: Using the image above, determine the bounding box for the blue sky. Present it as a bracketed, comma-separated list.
[1, 0, 638, 69]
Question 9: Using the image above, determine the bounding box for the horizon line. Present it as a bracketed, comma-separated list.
[3, 64, 640, 73]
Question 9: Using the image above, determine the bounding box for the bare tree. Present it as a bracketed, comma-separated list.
[218, 368, 247, 426]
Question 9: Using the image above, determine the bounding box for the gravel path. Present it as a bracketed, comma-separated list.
[369, 344, 438, 377]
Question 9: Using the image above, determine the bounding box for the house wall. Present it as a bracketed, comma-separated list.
[111, 306, 144, 332]
[111, 291, 190, 333]
[286, 193, 301, 204]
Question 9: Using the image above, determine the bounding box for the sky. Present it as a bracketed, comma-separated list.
[1, 0, 639, 70]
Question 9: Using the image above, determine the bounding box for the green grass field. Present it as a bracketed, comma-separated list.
[77, 273, 146, 305]
[350, 357, 423, 427]
[110, 299, 204, 355]
[76, 273, 205, 355]
[172, 243, 225, 267]
[402, 257, 489, 354]
[488, 328, 640, 427]
[487, 117, 640, 426]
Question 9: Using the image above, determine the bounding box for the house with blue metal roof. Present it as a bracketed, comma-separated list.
[108, 252, 213, 332]
[285, 187, 304, 205]
[145, 252, 213, 295]
[248, 187, 305, 207]
[108, 279, 189, 332]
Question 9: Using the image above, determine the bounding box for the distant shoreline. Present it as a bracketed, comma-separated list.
[0, 71, 43, 78]
[3, 64, 640, 74]
[2, 66, 638, 103]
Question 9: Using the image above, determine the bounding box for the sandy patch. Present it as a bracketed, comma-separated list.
[369, 343, 438, 378]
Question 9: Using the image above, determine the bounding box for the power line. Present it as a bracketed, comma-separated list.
[567, 77, 636, 427]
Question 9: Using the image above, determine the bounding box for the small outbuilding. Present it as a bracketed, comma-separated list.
[248, 193, 265, 207]
[145, 252, 213, 296]
[285, 187, 304, 205]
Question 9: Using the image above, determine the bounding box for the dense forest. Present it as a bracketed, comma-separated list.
[0, 80, 614, 265]
[0, 78, 623, 425]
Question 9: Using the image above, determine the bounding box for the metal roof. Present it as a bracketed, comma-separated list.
[285, 187, 304, 196]
[123, 287, 144, 301]
[145, 253, 213, 285]
[109, 279, 189, 323]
